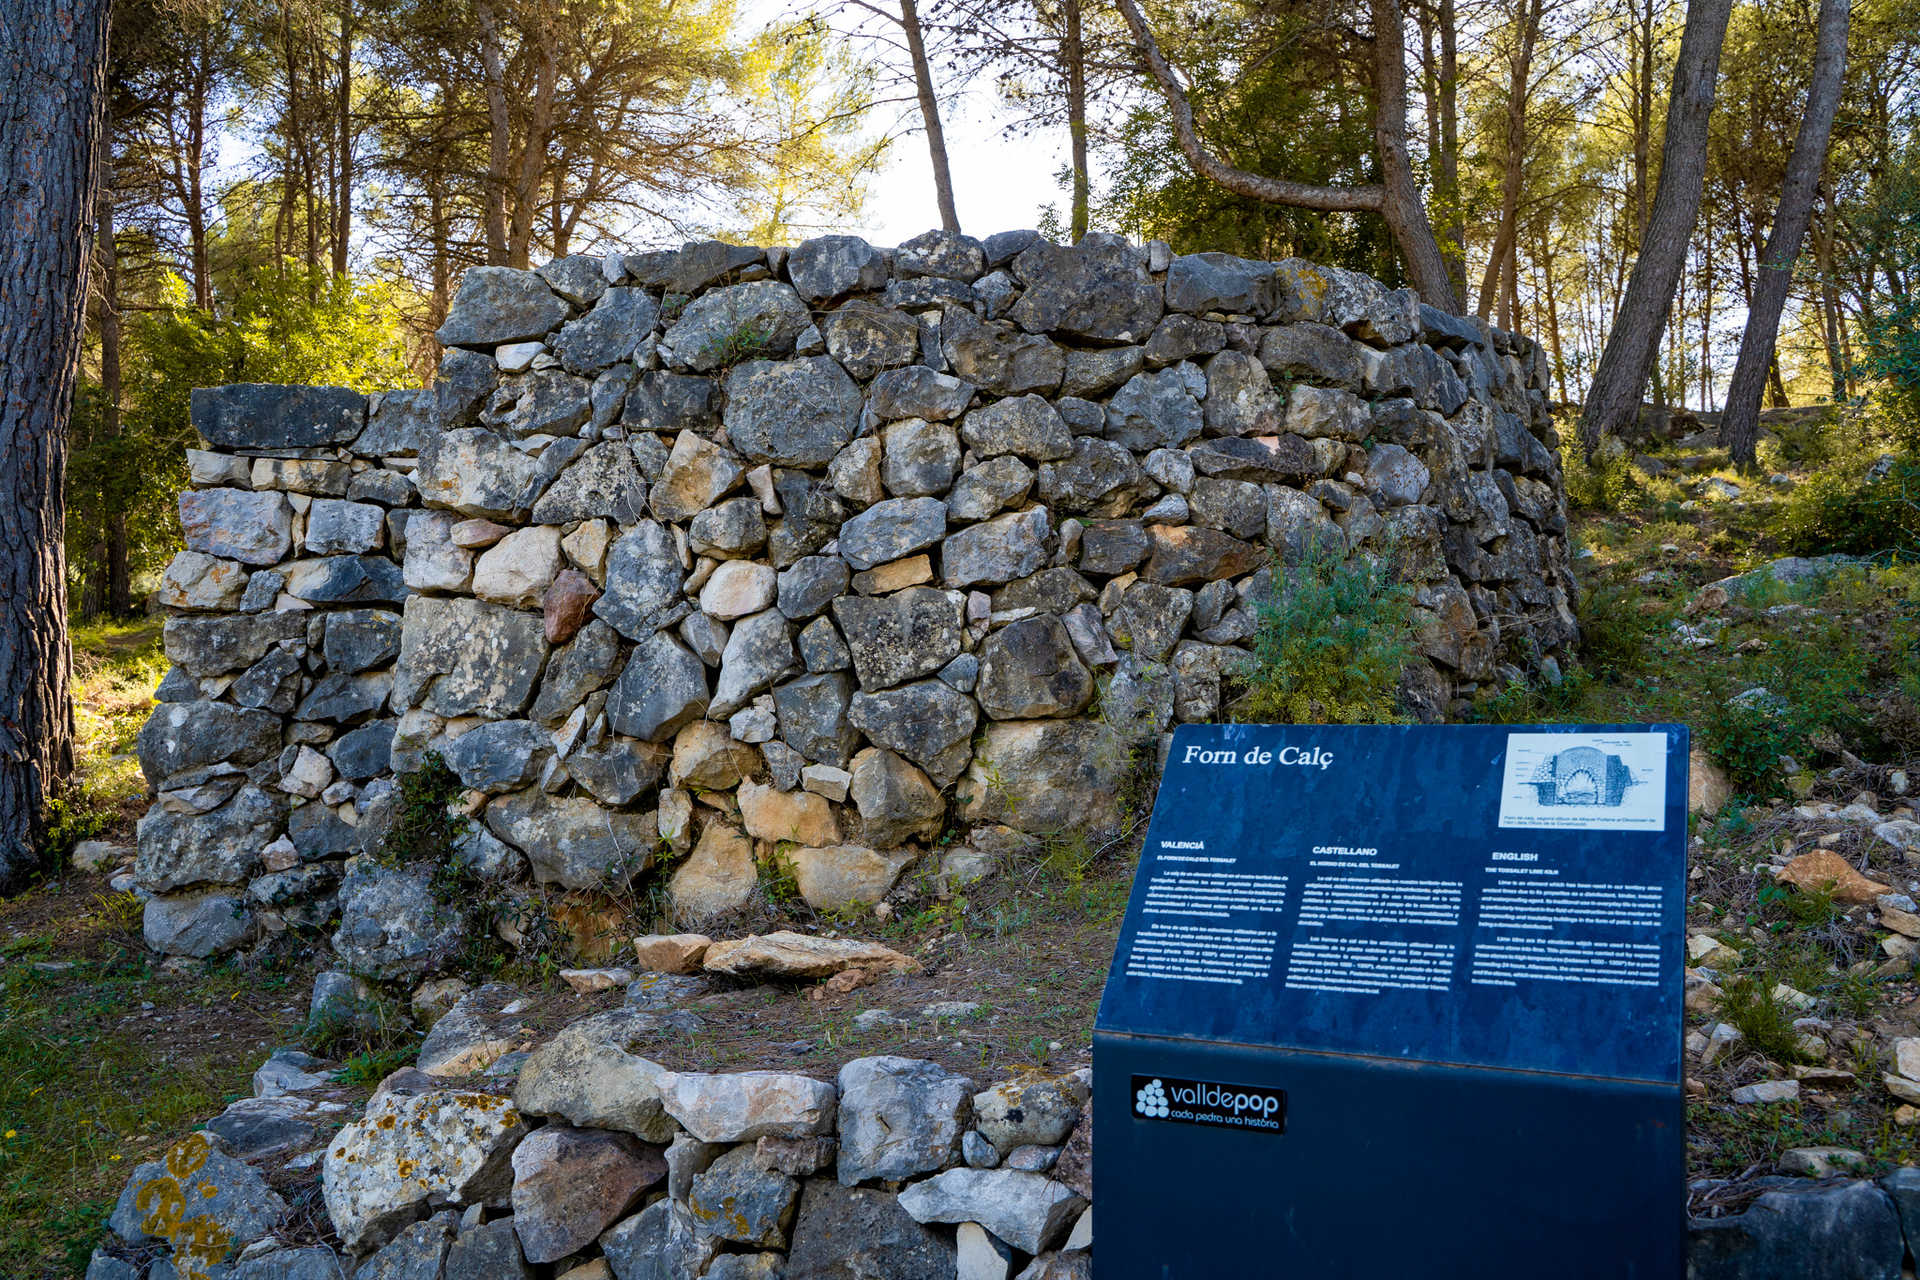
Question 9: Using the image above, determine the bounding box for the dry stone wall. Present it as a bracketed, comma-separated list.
[134, 229, 1577, 966]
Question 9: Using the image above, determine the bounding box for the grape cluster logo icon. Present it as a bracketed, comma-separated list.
[1135, 1078, 1170, 1118]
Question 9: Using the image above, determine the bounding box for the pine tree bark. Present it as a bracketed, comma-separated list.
[1721, 0, 1849, 464]
[0, 0, 109, 892]
[1578, 0, 1735, 457]
[1064, 0, 1090, 242]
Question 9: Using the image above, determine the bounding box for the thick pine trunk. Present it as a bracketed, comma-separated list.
[1721, 0, 1849, 464]
[1064, 0, 1090, 242]
[1578, 0, 1735, 457]
[0, 0, 109, 892]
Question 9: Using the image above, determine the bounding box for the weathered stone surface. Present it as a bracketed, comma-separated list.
[191, 382, 366, 449]
[110, 1132, 288, 1253]
[881, 418, 962, 497]
[1141, 524, 1260, 586]
[958, 719, 1129, 835]
[136, 701, 282, 788]
[472, 526, 564, 609]
[898, 1168, 1084, 1256]
[688, 1144, 799, 1247]
[322, 1088, 524, 1253]
[786, 844, 916, 912]
[416, 983, 528, 1075]
[650, 432, 744, 523]
[943, 508, 1050, 589]
[544, 568, 601, 644]
[1166, 252, 1274, 315]
[164, 611, 307, 678]
[1203, 349, 1283, 437]
[158, 550, 249, 611]
[832, 588, 964, 691]
[552, 288, 659, 375]
[1688, 1180, 1903, 1280]
[789, 235, 888, 303]
[736, 779, 843, 847]
[689, 497, 768, 559]
[661, 280, 809, 371]
[711, 608, 796, 717]
[1035, 437, 1148, 515]
[701, 560, 778, 621]
[658, 1068, 838, 1142]
[332, 860, 465, 980]
[978, 616, 1094, 720]
[974, 1076, 1087, 1151]
[670, 821, 756, 921]
[778, 556, 852, 620]
[532, 441, 651, 525]
[511, 1125, 665, 1264]
[1287, 383, 1369, 440]
[415, 427, 545, 519]
[135, 783, 284, 891]
[848, 679, 977, 785]
[839, 496, 948, 571]
[837, 1056, 973, 1186]
[724, 357, 863, 466]
[701, 931, 915, 982]
[773, 671, 861, 768]
[870, 365, 975, 421]
[321, 609, 402, 675]
[960, 395, 1073, 462]
[821, 301, 921, 380]
[848, 747, 944, 845]
[445, 1218, 532, 1280]
[403, 510, 474, 593]
[436, 267, 570, 347]
[603, 629, 708, 743]
[143, 889, 255, 957]
[947, 456, 1035, 522]
[1010, 236, 1162, 343]
[443, 720, 549, 794]
[283, 554, 409, 605]
[179, 488, 292, 566]
[485, 790, 655, 890]
[942, 311, 1065, 396]
[787, 1179, 958, 1280]
[395, 595, 546, 719]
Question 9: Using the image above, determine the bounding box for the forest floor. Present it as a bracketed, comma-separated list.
[4, 422, 1919, 1273]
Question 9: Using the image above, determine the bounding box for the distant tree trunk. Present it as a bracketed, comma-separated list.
[185, 43, 212, 310]
[1063, 0, 1090, 241]
[332, 0, 353, 277]
[97, 188, 130, 617]
[476, 0, 511, 265]
[1721, 0, 1849, 464]
[0, 0, 108, 893]
[900, 0, 960, 233]
[1579, 0, 1735, 457]
[1476, 0, 1543, 323]
[505, 12, 557, 269]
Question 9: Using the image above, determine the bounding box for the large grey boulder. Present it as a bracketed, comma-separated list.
[1034, 438, 1148, 516]
[958, 719, 1131, 835]
[724, 357, 864, 466]
[415, 427, 545, 519]
[1009, 235, 1162, 343]
[1258, 321, 1363, 387]
[941, 310, 1064, 396]
[942, 508, 1049, 588]
[788, 235, 888, 302]
[688, 1145, 798, 1247]
[869, 365, 975, 421]
[778, 556, 852, 620]
[711, 608, 796, 718]
[485, 789, 656, 889]
[282, 554, 408, 606]
[607, 631, 711, 742]
[393, 595, 547, 719]
[819, 302, 921, 383]
[163, 610, 302, 678]
[435, 266, 571, 347]
[774, 672, 861, 768]
[552, 287, 659, 375]
[848, 747, 944, 845]
[596, 519, 690, 639]
[657, 1070, 837, 1142]
[947, 456, 1035, 522]
[847, 679, 977, 786]
[143, 890, 255, 957]
[325, 609, 405, 674]
[190, 383, 365, 450]
[897, 1168, 1084, 1256]
[178, 488, 292, 566]
[486, 369, 592, 439]
[839, 496, 948, 570]
[1165, 251, 1275, 315]
[532, 440, 651, 524]
[787, 1179, 957, 1280]
[881, 418, 962, 497]
[135, 701, 281, 786]
[1203, 349, 1284, 436]
[831, 588, 964, 691]
[332, 859, 464, 980]
[959, 395, 1073, 461]
[664, 280, 810, 371]
[1688, 1180, 1903, 1280]
[109, 1134, 288, 1248]
[135, 784, 284, 891]
[443, 720, 550, 793]
[977, 615, 1094, 720]
[514, 1007, 678, 1140]
[1105, 364, 1205, 451]
[837, 1056, 973, 1185]
[323, 1088, 525, 1254]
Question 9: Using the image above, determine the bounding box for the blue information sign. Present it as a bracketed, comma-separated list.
[1093, 723, 1689, 1279]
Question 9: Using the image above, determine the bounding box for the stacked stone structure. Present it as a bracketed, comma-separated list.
[134, 229, 1577, 966]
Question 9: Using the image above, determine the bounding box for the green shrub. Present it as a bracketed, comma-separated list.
[1575, 578, 1668, 672]
[1782, 453, 1920, 556]
[1231, 541, 1418, 724]
[376, 752, 469, 868]
[1561, 445, 1637, 512]
[1715, 976, 1808, 1065]
[1701, 618, 1868, 792]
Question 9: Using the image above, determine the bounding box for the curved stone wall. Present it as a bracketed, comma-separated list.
[135, 230, 1576, 964]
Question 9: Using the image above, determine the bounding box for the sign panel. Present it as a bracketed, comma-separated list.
[1096, 723, 1689, 1082]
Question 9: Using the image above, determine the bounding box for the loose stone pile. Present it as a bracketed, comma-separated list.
[135, 230, 1576, 968]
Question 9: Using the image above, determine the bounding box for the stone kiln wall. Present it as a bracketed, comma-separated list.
[133, 229, 1576, 964]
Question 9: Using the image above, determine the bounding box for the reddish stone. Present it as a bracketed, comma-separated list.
[544, 568, 600, 644]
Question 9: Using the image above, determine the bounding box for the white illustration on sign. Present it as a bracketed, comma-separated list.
[1497, 732, 1668, 831]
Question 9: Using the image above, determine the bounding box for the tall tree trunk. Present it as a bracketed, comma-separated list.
[506, 11, 556, 269]
[1437, 0, 1463, 300]
[1477, 0, 1543, 322]
[186, 47, 212, 310]
[1063, 0, 1090, 242]
[1720, 0, 1849, 464]
[332, 0, 353, 277]
[0, 0, 107, 892]
[1578, 0, 1735, 457]
[899, 0, 960, 233]
[476, 0, 511, 265]
[97, 187, 130, 618]
[1537, 225, 1570, 402]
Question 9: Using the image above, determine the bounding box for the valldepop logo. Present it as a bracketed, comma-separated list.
[1130, 1074, 1286, 1134]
